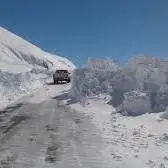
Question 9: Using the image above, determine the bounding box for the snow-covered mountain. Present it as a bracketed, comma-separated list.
[0, 27, 75, 73]
[0, 26, 75, 109]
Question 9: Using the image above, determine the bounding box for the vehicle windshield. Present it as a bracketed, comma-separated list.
[56, 70, 68, 73]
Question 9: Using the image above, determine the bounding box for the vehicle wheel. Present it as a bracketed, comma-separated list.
[67, 79, 71, 83]
[54, 80, 58, 84]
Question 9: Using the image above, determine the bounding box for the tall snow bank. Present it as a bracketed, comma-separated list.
[128, 56, 168, 91]
[0, 69, 50, 108]
[122, 90, 152, 116]
[150, 85, 168, 113]
[160, 106, 168, 119]
[0, 26, 75, 108]
[127, 56, 168, 113]
[70, 61, 139, 107]
[70, 59, 119, 103]
[71, 56, 168, 116]
[108, 67, 140, 107]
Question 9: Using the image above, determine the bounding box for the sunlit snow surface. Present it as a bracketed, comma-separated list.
[69, 97, 168, 168]
[0, 27, 75, 109]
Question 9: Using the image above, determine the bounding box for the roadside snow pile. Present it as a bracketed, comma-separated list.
[65, 56, 168, 167]
[108, 67, 140, 107]
[0, 69, 49, 106]
[122, 90, 152, 116]
[0, 26, 75, 108]
[150, 85, 168, 113]
[71, 56, 168, 116]
[160, 107, 168, 119]
[70, 59, 119, 103]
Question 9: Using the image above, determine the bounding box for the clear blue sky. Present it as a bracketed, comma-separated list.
[0, 0, 168, 66]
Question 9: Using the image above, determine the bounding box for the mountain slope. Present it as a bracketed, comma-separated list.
[0, 26, 75, 109]
[0, 27, 75, 73]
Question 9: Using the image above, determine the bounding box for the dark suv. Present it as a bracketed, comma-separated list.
[53, 70, 71, 84]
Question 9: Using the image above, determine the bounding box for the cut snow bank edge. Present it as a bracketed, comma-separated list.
[0, 69, 52, 110]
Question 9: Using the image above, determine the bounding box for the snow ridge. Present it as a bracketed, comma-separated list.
[0, 27, 75, 73]
[0, 26, 75, 109]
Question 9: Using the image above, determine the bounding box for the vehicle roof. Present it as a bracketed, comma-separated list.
[56, 69, 68, 71]
[55, 69, 69, 72]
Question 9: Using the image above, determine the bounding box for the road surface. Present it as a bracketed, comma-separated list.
[0, 84, 108, 168]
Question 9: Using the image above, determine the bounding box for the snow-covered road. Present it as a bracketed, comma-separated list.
[0, 84, 109, 168]
[1, 83, 168, 168]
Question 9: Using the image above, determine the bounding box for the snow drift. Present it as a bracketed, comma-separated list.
[0, 26, 75, 108]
